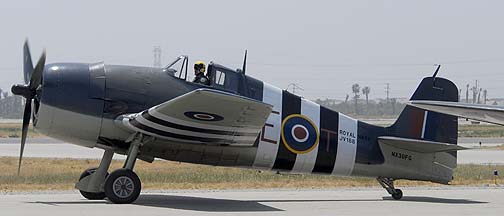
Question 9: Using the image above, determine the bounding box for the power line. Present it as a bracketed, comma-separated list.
[225, 58, 504, 69]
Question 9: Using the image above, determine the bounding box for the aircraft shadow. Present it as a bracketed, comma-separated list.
[32, 195, 283, 212]
[134, 195, 282, 212]
[31, 194, 486, 212]
[382, 196, 487, 204]
[32, 194, 381, 212]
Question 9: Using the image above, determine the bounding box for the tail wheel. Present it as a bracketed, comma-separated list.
[392, 189, 403, 200]
[104, 168, 141, 204]
[78, 168, 108, 200]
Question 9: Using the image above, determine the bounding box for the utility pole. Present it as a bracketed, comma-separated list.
[471, 80, 479, 104]
[466, 84, 469, 103]
[385, 83, 390, 103]
[153, 46, 162, 68]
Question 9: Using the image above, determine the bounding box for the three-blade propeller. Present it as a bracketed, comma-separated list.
[11, 40, 45, 175]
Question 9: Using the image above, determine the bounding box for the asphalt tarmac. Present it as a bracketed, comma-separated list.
[0, 187, 502, 216]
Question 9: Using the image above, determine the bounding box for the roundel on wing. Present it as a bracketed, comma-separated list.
[281, 114, 319, 154]
[184, 111, 224, 122]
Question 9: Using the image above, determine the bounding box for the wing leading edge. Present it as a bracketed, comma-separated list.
[409, 100, 504, 126]
[120, 88, 273, 146]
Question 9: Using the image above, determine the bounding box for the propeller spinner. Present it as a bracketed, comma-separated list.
[11, 40, 45, 175]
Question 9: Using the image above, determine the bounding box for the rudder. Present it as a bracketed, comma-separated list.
[386, 76, 459, 184]
[389, 77, 458, 144]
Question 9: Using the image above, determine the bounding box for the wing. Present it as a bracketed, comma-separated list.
[409, 100, 504, 126]
[120, 88, 273, 146]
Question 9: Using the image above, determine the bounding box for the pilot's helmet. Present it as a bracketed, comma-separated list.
[194, 61, 206, 73]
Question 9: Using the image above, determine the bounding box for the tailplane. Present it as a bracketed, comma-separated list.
[384, 76, 459, 184]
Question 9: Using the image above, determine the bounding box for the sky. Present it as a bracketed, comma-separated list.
[1, 0, 504, 100]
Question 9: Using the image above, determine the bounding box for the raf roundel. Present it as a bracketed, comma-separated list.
[281, 114, 319, 154]
[184, 111, 224, 122]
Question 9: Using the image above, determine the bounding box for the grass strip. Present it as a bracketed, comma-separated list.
[0, 157, 502, 192]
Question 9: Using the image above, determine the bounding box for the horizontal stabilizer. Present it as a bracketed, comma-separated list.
[378, 136, 468, 153]
[409, 100, 504, 126]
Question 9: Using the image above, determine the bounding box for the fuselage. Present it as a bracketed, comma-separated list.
[32, 62, 452, 183]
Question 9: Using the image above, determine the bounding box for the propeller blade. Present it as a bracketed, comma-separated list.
[18, 99, 32, 175]
[29, 50, 45, 90]
[23, 40, 34, 85]
[15, 42, 45, 175]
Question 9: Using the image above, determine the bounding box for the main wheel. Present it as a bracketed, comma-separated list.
[78, 168, 108, 200]
[104, 168, 141, 204]
[392, 189, 403, 200]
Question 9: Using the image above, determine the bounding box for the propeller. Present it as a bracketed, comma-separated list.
[11, 40, 46, 175]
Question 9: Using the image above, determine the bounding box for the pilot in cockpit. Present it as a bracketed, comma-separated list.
[193, 61, 210, 85]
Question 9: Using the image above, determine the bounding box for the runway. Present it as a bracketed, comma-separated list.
[0, 187, 502, 216]
[0, 138, 503, 164]
[0, 138, 126, 159]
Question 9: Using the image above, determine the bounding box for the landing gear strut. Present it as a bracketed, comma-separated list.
[377, 177, 403, 200]
[104, 133, 153, 204]
[75, 133, 153, 204]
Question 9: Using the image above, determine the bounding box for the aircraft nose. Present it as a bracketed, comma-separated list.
[41, 63, 97, 112]
[35, 63, 105, 146]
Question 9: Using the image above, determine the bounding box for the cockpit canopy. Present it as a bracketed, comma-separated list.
[163, 55, 262, 99]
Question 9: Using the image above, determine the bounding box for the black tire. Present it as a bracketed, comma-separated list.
[78, 168, 108, 200]
[392, 189, 403, 200]
[104, 168, 141, 204]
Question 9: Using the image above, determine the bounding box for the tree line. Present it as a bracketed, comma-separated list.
[315, 84, 406, 117]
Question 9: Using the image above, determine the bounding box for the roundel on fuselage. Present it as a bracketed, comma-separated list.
[281, 114, 319, 154]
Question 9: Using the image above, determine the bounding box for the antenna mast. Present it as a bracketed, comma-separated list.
[242, 50, 247, 74]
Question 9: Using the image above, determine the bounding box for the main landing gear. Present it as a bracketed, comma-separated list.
[75, 133, 153, 204]
[377, 177, 403, 200]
